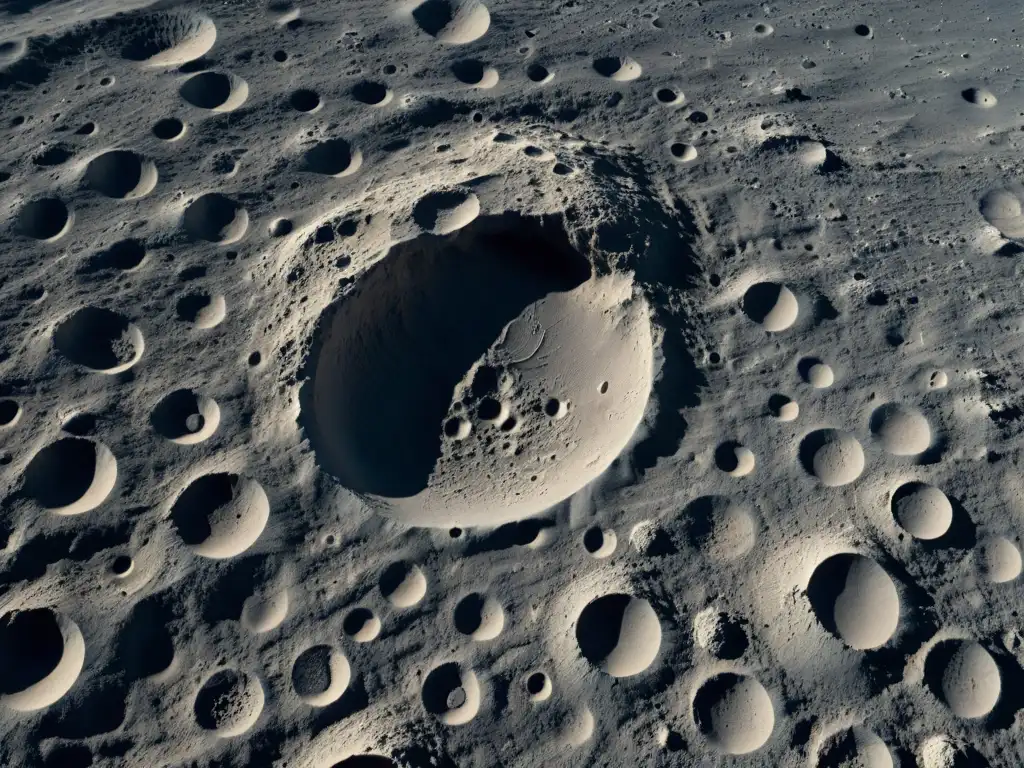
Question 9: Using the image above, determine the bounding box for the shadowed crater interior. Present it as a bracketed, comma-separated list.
[301, 214, 590, 500]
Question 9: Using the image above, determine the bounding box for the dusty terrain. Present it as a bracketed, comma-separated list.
[1, 0, 1024, 766]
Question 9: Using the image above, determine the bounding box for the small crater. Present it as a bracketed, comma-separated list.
[153, 117, 186, 140]
[18, 198, 72, 241]
[290, 88, 321, 112]
[352, 81, 391, 105]
[54, 307, 144, 373]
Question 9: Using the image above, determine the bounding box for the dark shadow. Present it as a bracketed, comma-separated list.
[299, 213, 590, 498]
[742, 282, 784, 324]
[311, 678, 369, 736]
[0, 608, 63, 695]
[53, 307, 137, 371]
[797, 356, 824, 383]
[40, 682, 127, 738]
[450, 59, 485, 85]
[332, 757, 395, 768]
[201, 556, 269, 624]
[351, 81, 388, 105]
[115, 593, 175, 681]
[920, 495, 976, 551]
[463, 518, 556, 554]
[304, 139, 357, 175]
[42, 745, 93, 768]
[712, 614, 749, 660]
[714, 440, 744, 472]
[592, 56, 626, 78]
[922, 639, 960, 704]
[987, 648, 1024, 730]
[150, 389, 204, 441]
[412, 190, 473, 232]
[813, 294, 840, 322]
[170, 473, 238, 547]
[575, 594, 629, 665]
[179, 71, 232, 109]
[23, 438, 99, 509]
[805, 553, 857, 637]
[0, 524, 129, 587]
[411, 0, 452, 36]
[692, 673, 744, 736]
[453, 593, 486, 635]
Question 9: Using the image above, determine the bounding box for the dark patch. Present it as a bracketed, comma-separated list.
[40, 681, 127, 738]
[33, 145, 73, 166]
[116, 593, 175, 681]
[82, 239, 146, 272]
[463, 518, 557, 554]
[575, 593, 631, 666]
[411, 0, 453, 37]
[0, 524, 130, 586]
[201, 556, 270, 624]
[0, 608, 64, 695]
[351, 81, 388, 105]
[813, 295, 840, 322]
[22, 437, 103, 510]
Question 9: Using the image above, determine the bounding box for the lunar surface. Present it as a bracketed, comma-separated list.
[0, 0, 1023, 766]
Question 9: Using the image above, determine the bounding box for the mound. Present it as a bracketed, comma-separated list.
[976, 536, 1021, 583]
[303, 215, 652, 527]
[891, 482, 952, 540]
[937, 641, 1000, 718]
[684, 495, 756, 561]
[800, 429, 865, 487]
[0, 608, 85, 711]
[979, 188, 1024, 238]
[120, 11, 216, 67]
[870, 403, 931, 456]
[576, 593, 661, 677]
[241, 589, 289, 634]
[808, 553, 899, 649]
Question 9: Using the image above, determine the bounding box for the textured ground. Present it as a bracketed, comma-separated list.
[1, 0, 1024, 766]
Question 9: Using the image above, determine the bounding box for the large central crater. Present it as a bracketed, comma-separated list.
[303, 214, 653, 527]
